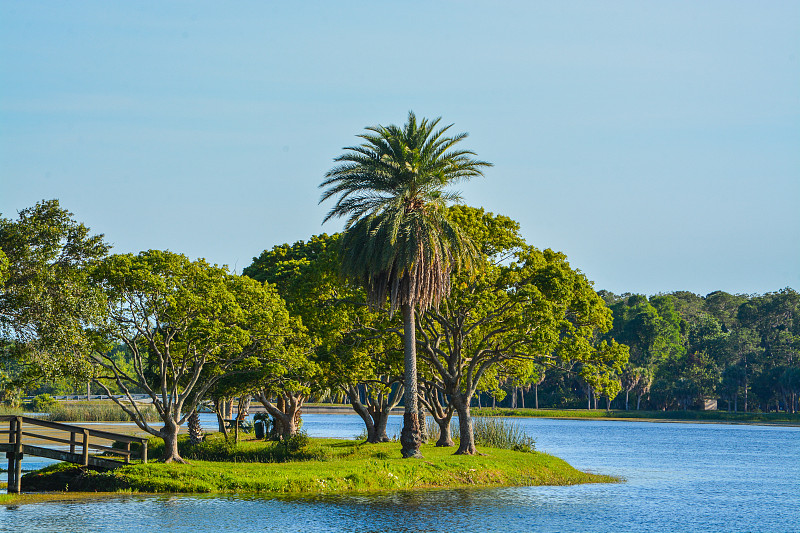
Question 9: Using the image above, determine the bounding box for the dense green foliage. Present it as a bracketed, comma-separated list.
[488, 289, 799, 414]
[86, 250, 300, 462]
[244, 234, 401, 442]
[0, 200, 108, 386]
[413, 206, 629, 453]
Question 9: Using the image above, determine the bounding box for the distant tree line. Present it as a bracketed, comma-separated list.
[484, 289, 799, 414]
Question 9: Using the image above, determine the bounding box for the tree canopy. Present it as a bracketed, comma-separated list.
[88, 250, 298, 462]
[416, 206, 628, 453]
[0, 199, 108, 380]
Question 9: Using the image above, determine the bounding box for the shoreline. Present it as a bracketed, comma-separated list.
[6, 438, 619, 503]
[298, 405, 800, 427]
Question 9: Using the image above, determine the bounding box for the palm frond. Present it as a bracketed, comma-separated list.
[320, 111, 489, 313]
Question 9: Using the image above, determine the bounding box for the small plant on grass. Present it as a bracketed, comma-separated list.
[279, 431, 310, 453]
[451, 417, 535, 452]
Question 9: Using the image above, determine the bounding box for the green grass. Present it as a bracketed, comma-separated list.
[471, 407, 800, 424]
[0, 406, 23, 416]
[43, 402, 160, 422]
[19, 436, 618, 496]
[426, 417, 536, 451]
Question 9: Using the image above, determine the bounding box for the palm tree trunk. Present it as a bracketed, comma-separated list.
[400, 303, 422, 458]
[188, 409, 203, 444]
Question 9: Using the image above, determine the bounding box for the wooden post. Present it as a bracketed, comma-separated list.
[125, 442, 131, 463]
[82, 429, 89, 466]
[70, 431, 76, 454]
[6, 417, 17, 494]
[141, 439, 148, 464]
[12, 416, 23, 494]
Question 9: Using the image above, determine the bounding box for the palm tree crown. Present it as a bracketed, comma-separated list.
[320, 112, 491, 314]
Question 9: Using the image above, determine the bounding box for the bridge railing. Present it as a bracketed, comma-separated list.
[1, 415, 149, 494]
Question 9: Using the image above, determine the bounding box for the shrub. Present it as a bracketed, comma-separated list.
[30, 394, 59, 413]
[471, 417, 535, 452]
[420, 416, 535, 452]
[280, 431, 310, 453]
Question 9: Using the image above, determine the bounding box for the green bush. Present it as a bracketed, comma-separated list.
[472, 417, 535, 451]
[423, 416, 535, 451]
[280, 431, 310, 453]
[446, 417, 535, 452]
[30, 394, 59, 413]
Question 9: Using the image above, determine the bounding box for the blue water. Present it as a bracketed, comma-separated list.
[2, 414, 798, 532]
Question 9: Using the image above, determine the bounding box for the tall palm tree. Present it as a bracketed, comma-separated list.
[320, 112, 491, 457]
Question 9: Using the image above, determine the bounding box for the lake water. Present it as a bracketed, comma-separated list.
[2, 414, 798, 532]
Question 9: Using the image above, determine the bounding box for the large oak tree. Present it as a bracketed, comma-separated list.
[88, 250, 296, 462]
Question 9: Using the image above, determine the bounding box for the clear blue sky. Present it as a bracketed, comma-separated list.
[1, 1, 798, 296]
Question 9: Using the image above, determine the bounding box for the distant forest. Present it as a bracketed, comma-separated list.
[489, 288, 799, 414]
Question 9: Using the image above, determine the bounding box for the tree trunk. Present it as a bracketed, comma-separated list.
[213, 397, 228, 436]
[625, 390, 630, 411]
[418, 401, 428, 444]
[188, 409, 203, 444]
[400, 303, 422, 458]
[436, 412, 454, 447]
[743, 364, 749, 413]
[453, 394, 476, 455]
[346, 381, 401, 443]
[159, 419, 186, 463]
[535, 384, 539, 409]
[256, 392, 302, 440]
[374, 410, 391, 442]
[350, 393, 377, 442]
[419, 384, 454, 448]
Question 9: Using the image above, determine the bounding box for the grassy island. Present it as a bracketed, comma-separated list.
[13, 436, 617, 498]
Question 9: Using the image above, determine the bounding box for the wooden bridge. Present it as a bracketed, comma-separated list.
[1, 415, 149, 494]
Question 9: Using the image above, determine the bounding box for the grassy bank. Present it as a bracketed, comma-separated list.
[18, 436, 618, 497]
[44, 402, 159, 423]
[471, 407, 800, 424]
